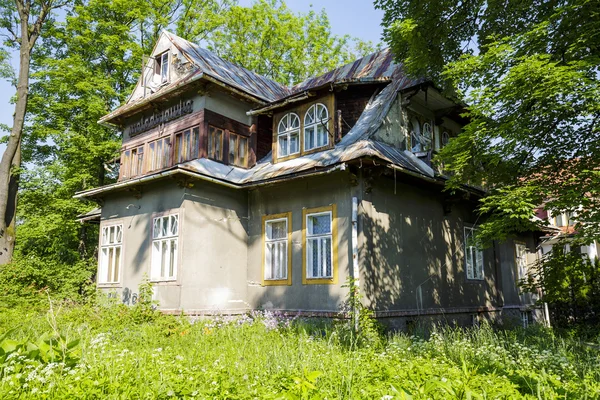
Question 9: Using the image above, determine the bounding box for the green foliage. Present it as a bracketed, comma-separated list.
[206, 0, 376, 85]
[339, 277, 383, 349]
[524, 245, 600, 327]
[0, 304, 599, 398]
[376, 0, 600, 243]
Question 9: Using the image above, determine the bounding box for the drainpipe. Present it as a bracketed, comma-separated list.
[351, 196, 360, 331]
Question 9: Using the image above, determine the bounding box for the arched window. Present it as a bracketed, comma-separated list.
[277, 113, 300, 157]
[422, 122, 433, 151]
[409, 118, 421, 152]
[304, 103, 329, 151]
[441, 131, 450, 146]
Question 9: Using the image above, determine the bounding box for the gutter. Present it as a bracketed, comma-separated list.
[74, 163, 347, 200]
[247, 91, 313, 116]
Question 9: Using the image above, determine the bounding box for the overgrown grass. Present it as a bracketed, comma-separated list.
[1, 300, 599, 399]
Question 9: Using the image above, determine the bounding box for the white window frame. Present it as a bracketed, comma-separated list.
[151, 214, 179, 282]
[264, 217, 289, 281]
[515, 242, 528, 282]
[277, 113, 300, 158]
[306, 211, 333, 279]
[464, 226, 484, 280]
[303, 103, 329, 151]
[158, 51, 169, 84]
[99, 224, 123, 284]
[521, 311, 532, 328]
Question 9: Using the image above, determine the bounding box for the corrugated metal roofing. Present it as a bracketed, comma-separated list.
[292, 48, 405, 93]
[165, 32, 291, 103]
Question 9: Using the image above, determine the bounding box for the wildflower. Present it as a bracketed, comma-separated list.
[176, 355, 184, 361]
[31, 388, 39, 394]
[167, 390, 175, 396]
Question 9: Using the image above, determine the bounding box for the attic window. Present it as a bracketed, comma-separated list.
[277, 113, 300, 158]
[155, 52, 169, 84]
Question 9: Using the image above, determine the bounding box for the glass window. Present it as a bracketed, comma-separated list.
[410, 118, 422, 152]
[264, 218, 288, 281]
[151, 214, 179, 281]
[99, 224, 123, 284]
[148, 137, 171, 171]
[441, 131, 450, 146]
[208, 126, 224, 161]
[422, 122, 433, 151]
[304, 103, 329, 151]
[228, 133, 249, 168]
[306, 211, 333, 279]
[175, 127, 199, 164]
[464, 226, 484, 280]
[160, 52, 169, 83]
[515, 242, 528, 282]
[277, 113, 300, 157]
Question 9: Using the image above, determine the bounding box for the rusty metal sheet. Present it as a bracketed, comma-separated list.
[167, 33, 291, 102]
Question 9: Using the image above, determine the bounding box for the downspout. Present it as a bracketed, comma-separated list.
[352, 196, 360, 331]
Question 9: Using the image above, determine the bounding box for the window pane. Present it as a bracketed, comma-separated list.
[215, 130, 222, 159]
[267, 220, 286, 240]
[170, 239, 177, 278]
[113, 246, 121, 282]
[308, 238, 318, 278]
[308, 214, 331, 235]
[229, 135, 236, 163]
[161, 240, 168, 277]
[277, 242, 287, 279]
[208, 127, 214, 157]
[109, 226, 115, 244]
[322, 237, 332, 277]
[161, 216, 168, 237]
[317, 124, 328, 147]
[102, 227, 108, 245]
[304, 127, 315, 150]
[290, 131, 299, 154]
[116, 226, 122, 243]
[170, 215, 178, 235]
[153, 218, 160, 239]
[191, 127, 199, 159]
[107, 247, 114, 282]
[290, 114, 300, 129]
[161, 53, 168, 82]
[278, 134, 289, 157]
[238, 137, 247, 167]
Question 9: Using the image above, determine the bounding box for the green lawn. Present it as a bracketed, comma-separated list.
[0, 301, 599, 399]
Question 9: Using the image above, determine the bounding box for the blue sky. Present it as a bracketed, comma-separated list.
[0, 0, 384, 152]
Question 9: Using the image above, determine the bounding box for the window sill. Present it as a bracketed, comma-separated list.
[98, 282, 122, 288]
[303, 277, 336, 285]
[150, 280, 179, 285]
[263, 279, 291, 286]
[465, 278, 485, 283]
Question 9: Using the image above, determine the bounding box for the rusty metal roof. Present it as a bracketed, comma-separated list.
[166, 32, 291, 102]
[291, 48, 404, 93]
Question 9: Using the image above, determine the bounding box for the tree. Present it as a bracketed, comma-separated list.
[205, 0, 375, 85]
[0, 0, 70, 265]
[375, 0, 600, 244]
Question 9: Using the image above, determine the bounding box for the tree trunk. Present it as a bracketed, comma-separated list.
[0, 37, 30, 265]
[0, 143, 21, 264]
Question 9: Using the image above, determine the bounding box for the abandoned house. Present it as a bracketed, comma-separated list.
[75, 31, 545, 329]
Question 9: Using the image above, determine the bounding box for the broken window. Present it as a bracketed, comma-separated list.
[277, 113, 300, 157]
[175, 127, 199, 164]
[306, 211, 333, 279]
[148, 137, 171, 171]
[264, 217, 289, 281]
[151, 214, 178, 281]
[304, 103, 329, 151]
[228, 132, 248, 168]
[464, 226, 484, 280]
[208, 126, 224, 161]
[99, 224, 123, 284]
[409, 118, 422, 152]
[422, 122, 433, 151]
[155, 51, 169, 84]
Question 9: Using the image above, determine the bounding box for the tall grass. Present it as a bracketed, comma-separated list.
[0, 302, 599, 399]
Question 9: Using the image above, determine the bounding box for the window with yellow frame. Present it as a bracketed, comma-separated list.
[302, 205, 338, 285]
[262, 212, 292, 286]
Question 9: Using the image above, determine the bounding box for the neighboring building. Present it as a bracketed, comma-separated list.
[76, 31, 544, 329]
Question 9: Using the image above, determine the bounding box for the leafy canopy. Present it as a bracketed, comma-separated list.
[375, 0, 600, 244]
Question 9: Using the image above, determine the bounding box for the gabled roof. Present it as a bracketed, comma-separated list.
[79, 33, 454, 200]
[165, 32, 291, 102]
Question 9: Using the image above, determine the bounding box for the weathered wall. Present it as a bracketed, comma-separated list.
[373, 94, 408, 149]
[246, 171, 353, 312]
[495, 235, 539, 309]
[360, 175, 501, 317]
[98, 178, 248, 312]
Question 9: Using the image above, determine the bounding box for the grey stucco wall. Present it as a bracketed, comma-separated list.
[246, 171, 353, 312]
[98, 179, 248, 312]
[360, 175, 501, 314]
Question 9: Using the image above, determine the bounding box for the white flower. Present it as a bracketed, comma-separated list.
[167, 390, 174, 396]
[175, 355, 184, 361]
